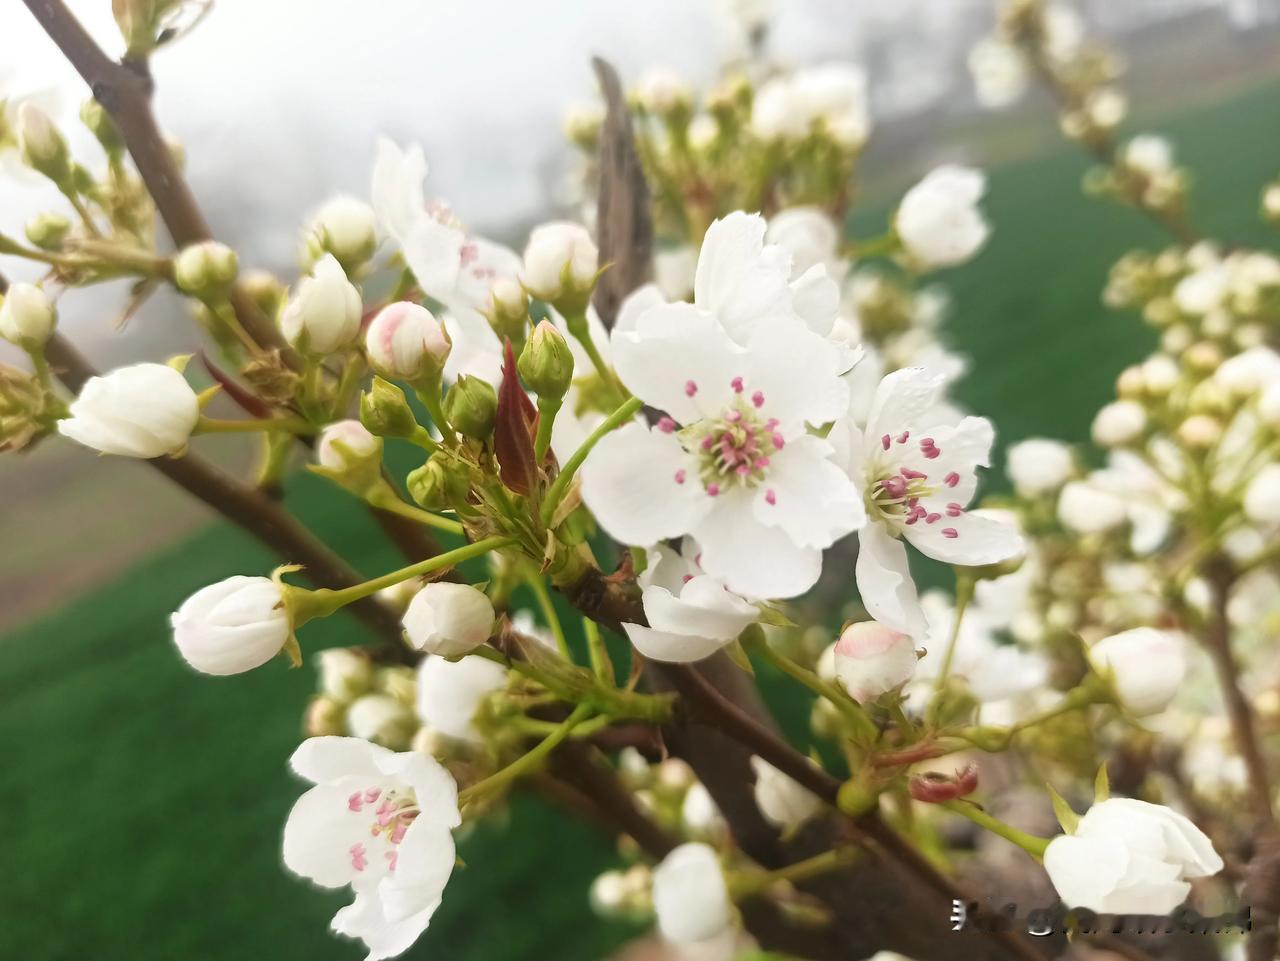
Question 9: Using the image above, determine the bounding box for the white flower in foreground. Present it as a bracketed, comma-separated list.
[58, 362, 200, 458]
[415, 653, 506, 742]
[1244, 464, 1280, 525]
[622, 543, 758, 663]
[751, 756, 821, 832]
[281, 254, 362, 354]
[365, 301, 451, 382]
[581, 229, 862, 599]
[834, 367, 1022, 636]
[1044, 798, 1222, 915]
[1090, 627, 1186, 716]
[283, 736, 460, 961]
[0, 281, 56, 346]
[401, 583, 495, 657]
[895, 166, 990, 270]
[170, 575, 290, 675]
[651, 842, 732, 944]
[1006, 438, 1074, 496]
[521, 221, 598, 303]
[833, 620, 918, 703]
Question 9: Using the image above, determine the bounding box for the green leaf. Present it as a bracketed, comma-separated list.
[755, 604, 795, 628]
[1047, 783, 1080, 834]
[1094, 764, 1110, 803]
[723, 638, 755, 677]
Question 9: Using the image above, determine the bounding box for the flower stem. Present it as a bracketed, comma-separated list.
[584, 616, 613, 683]
[297, 536, 515, 622]
[941, 799, 1050, 861]
[540, 395, 644, 526]
[459, 703, 593, 804]
[195, 415, 314, 435]
[745, 629, 878, 742]
[927, 573, 974, 725]
[732, 845, 864, 898]
[561, 307, 625, 404]
[370, 492, 464, 536]
[526, 570, 571, 660]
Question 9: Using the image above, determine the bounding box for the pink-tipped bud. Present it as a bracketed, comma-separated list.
[833, 621, 917, 704]
[364, 301, 450, 382]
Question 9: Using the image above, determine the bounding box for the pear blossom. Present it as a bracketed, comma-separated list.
[318, 420, 380, 471]
[580, 224, 862, 599]
[364, 302, 451, 382]
[280, 254, 363, 354]
[622, 543, 758, 663]
[651, 842, 732, 944]
[415, 652, 506, 742]
[282, 736, 460, 960]
[750, 756, 821, 831]
[58, 362, 201, 459]
[170, 575, 291, 675]
[833, 620, 918, 702]
[833, 367, 1022, 636]
[307, 194, 378, 267]
[0, 281, 56, 346]
[1089, 627, 1186, 716]
[1006, 438, 1074, 496]
[401, 583, 495, 657]
[521, 222, 598, 303]
[1043, 798, 1222, 915]
[895, 166, 990, 270]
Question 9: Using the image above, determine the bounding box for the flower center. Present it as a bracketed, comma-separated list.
[346, 785, 419, 874]
[663, 375, 785, 498]
[868, 431, 963, 537]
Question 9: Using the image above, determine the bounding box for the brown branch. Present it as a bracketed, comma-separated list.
[20, 0, 290, 360]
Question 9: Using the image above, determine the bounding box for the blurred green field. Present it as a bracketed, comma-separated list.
[3, 80, 1279, 961]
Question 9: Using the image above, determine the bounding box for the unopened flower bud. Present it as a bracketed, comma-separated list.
[304, 696, 346, 737]
[1264, 183, 1280, 224]
[1115, 365, 1145, 399]
[563, 101, 605, 150]
[360, 376, 420, 439]
[1089, 627, 1186, 715]
[1092, 400, 1146, 447]
[1006, 438, 1074, 496]
[1140, 355, 1179, 395]
[1057, 481, 1127, 535]
[833, 620, 917, 703]
[1214, 347, 1280, 398]
[170, 575, 292, 675]
[517, 320, 575, 401]
[16, 102, 70, 185]
[521, 222, 598, 306]
[365, 301, 450, 383]
[112, 0, 166, 56]
[303, 195, 378, 271]
[173, 241, 239, 298]
[58, 362, 200, 458]
[633, 66, 692, 115]
[651, 843, 731, 945]
[402, 582, 495, 656]
[895, 165, 990, 269]
[406, 456, 452, 510]
[315, 420, 382, 497]
[1184, 341, 1222, 374]
[1177, 414, 1220, 449]
[345, 693, 416, 749]
[316, 647, 375, 701]
[80, 98, 123, 155]
[443, 375, 497, 441]
[0, 282, 56, 348]
[484, 276, 531, 342]
[240, 269, 286, 318]
[1259, 383, 1280, 427]
[279, 254, 361, 354]
[1244, 464, 1280, 525]
[1188, 380, 1230, 417]
[751, 756, 821, 831]
[25, 212, 71, 251]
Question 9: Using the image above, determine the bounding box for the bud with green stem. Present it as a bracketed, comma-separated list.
[484, 276, 532, 346]
[443, 375, 498, 442]
[80, 98, 124, 157]
[173, 241, 239, 299]
[518, 319, 575, 460]
[25, 213, 70, 251]
[359, 376, 433, 448]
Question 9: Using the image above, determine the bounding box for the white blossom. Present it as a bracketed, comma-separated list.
[1006, 438, 1075, 496]
[318, 420, 380, 471]
[317, 648, 375, 701]
[622, 543, 758, 663]
[751, 756, 821, 831]
[1089, 627, 1186, 716]
[308, 194, 378, 266]
[681, 783, 727, 838]
[280, 254, 363, 354]
[833, 367, 1022, 636]
[1057, 479, 1127, 535]
[282, 736, 460, 961]
[521, 221, 598, 302]
[833, 620, 918, 702]
[751, 64, 870, 147]
[58, 362, 200, 458]
[651, 842, 732, 944]
[895, 166, 990, 270]
[365, 301, 451, 382]
[170, 575, 291, 675]
[1091, 400, 1147, 447]
[1044, 798, 1222, 915]
[401, 583, 495, 657]
[415, 653, 505, 742]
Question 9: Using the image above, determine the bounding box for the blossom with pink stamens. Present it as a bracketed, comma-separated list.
[283, 737, 460, 961]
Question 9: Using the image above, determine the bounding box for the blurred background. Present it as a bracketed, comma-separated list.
[2, 1, 1279, 958]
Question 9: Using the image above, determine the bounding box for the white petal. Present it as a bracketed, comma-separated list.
[788, 264, 839, 337]
[290, 736, 392, 784]
[613, 283, 667, 335]
[855, 522, 927, 637]
[904, 508, 1024, 566]
[692, 488, 823, 599]
[884, 416, 994, 506]
[443, 308, 504, 387]
[865, 366, 947, 442]
[611, 303, 744, 423]
[579, 422, 708, 547]
[693, 211, 794, 343]
[753, 433, 865, 549]
[376, 751, 462, 830]
[644, 575, 757, 640]
[1044, 835, 1131, 913]
[624, 623, 731, 664]
[331, 882, 437, 961]
[742, 320, 849, 429]
[402, 216, 466, 305]
[377, 820, 455, 922]
[371, 138, 426, 243]
[282, 781, 374, 888]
